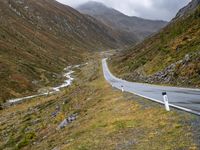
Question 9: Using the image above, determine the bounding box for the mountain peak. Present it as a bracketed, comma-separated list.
[80, 1, 108, 7]
[77, 1, 120, 16]
[77, 2, 167, 43]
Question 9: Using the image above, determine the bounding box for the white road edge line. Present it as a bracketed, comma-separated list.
[102, 59, 200, 116]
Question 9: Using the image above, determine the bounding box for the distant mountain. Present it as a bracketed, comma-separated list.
[0, 0, 129, 103]
[110, 0, 200, 88]
[77, 1, 167, 43]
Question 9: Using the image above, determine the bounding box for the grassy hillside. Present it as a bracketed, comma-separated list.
[110, 5, 200, 88]
[0, 0, 126, 104]
[0, 58, 198, 149]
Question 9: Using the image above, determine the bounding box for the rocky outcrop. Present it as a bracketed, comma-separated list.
[124, 52, 200, 87]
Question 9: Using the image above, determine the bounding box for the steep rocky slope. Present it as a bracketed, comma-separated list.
[174, 0, 200, 20]
[77, 1, 167, 44]
[110, 1, 200, 88]
[0, 0, 126, 104]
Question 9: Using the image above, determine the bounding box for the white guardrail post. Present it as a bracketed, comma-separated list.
[162, 92, 170, 111]
[121, 85, 124, 92]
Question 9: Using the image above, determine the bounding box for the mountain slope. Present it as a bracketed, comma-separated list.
[174, 0, 200, 20]
[110, 1, 200, 88]
[77, 1, 167, 44]
[0, 0, 127, 104]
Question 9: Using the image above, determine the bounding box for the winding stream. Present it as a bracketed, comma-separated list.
[8, 65, 77, 104]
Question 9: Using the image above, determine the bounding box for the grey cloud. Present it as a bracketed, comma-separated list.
[56, 0, 191, 21]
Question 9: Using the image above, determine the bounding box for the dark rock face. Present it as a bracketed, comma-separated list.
[77, 1, 167, 45]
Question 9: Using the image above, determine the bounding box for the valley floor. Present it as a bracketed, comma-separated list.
[0, 57, 199, 150]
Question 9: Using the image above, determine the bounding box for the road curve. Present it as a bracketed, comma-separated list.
[102, 58, 200, 116]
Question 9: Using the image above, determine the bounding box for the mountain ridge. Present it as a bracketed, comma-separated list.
[77, 1, 167, 43]
[174, 0, 200, 20]
[0, 0, 130, 103]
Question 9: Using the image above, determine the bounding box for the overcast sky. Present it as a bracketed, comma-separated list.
[56, 0, 191, 21]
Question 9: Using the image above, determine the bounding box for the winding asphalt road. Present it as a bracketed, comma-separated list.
[102, 58, 200, 115]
